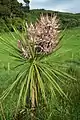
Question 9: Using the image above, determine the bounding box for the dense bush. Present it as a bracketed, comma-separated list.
[0, 0, 29, 32]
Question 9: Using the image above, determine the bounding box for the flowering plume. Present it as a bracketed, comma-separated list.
[27, 14, 60, 53]
[18, 14, 60, 58]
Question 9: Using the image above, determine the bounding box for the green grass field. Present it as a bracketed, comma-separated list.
[0, 27, 80, 67]
[43, 27, 80, 64]
[0, 27, 80, 120]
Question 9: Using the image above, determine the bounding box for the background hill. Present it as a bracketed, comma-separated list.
[27, 9, 80, 29]
[0, 8, 80, 32]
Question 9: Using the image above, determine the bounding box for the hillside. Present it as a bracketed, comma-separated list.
[0, 9, 80, 32]
[27, 9, 80, 29]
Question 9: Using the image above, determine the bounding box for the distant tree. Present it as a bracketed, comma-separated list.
[24, 0, 30, 7]
[0, 0, 24, 17]
[23, 0, 30, 12]
[0, 0, 10, 16]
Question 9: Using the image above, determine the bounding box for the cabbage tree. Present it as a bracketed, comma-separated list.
[0, 14, 75, 119]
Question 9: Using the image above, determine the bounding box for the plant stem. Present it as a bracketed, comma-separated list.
[0, 102, 6, 120]
[31, 86, 35, 120]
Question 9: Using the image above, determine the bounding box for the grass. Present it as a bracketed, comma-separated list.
[0, 27, 80, 68]
[0, 27, 80, 120]
[43, 27, 80, 64]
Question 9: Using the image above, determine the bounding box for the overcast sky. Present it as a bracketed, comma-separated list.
[18, 0, 80, 13]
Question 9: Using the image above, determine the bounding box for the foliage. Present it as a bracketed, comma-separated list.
[22, 0, 30, 12]
[0, 0, 30, 33]
[0, 0, 22, 17]
[0, 0, 30, 17]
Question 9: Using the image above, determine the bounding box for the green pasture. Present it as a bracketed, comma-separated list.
[43, 27, 80, 63]
[0, 27, 80, 65]
[0, 27, 80, 120]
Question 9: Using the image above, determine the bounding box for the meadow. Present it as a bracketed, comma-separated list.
[0, 27, 80, 120]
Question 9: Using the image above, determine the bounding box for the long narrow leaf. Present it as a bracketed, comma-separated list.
[34, 64, 46, 103]
[23, 64, 33, 106]
[0, 70, 27, 101]
[39, 66, 67, 99]
[16, 73, 28, 112]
